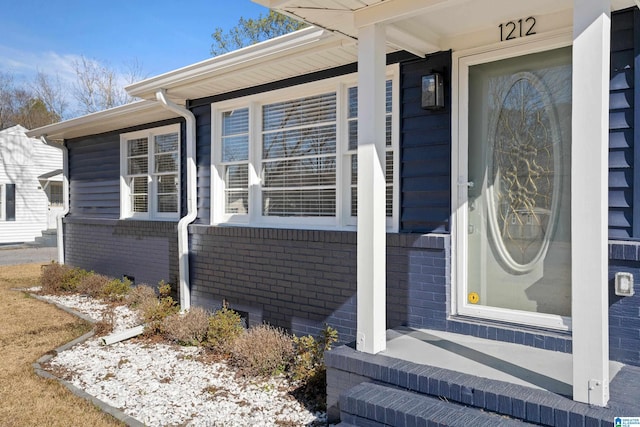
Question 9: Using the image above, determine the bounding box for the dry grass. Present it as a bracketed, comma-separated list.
[0, 263, 122, 426]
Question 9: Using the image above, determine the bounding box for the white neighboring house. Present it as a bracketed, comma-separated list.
[0, 125, 63, 244]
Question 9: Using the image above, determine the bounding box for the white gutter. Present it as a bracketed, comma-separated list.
[155, 89, 197, 312]
[41, 136, 69, 264]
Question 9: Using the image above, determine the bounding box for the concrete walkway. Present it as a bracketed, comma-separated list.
[0, 245, 58, 266]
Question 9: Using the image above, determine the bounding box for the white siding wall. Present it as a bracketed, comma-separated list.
[0, 126, 62, 244]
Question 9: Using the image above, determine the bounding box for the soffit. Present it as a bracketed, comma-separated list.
[25, 101, 179, 141]
[126, 27, 391, 105]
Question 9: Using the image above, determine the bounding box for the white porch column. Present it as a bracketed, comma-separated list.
[571, 0, 610, 407]
[356, 23, 387, 354]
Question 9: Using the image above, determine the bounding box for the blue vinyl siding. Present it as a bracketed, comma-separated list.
[609, 8, 637, 238]
[68, 135, 121, 218]
[400, 51, 451, 233]
[192, 104, 211, 224]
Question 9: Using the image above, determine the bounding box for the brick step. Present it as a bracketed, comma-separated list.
[327, 345, 640, 426]
[340, 382, 534, 426]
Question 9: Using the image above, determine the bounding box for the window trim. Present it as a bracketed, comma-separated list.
[120, 124, 181, 221]
[211, 66, 399, 230]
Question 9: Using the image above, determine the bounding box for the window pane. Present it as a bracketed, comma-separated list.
[131, 176, 148, 194]
[263, 189, 336, 216]
[131, 176, 148, 214]
[263, 125, 336, 159]
[132, 195, 148, 212]
[157, 175, 178, 194]
[49, 182, 64, 206]
[157, 194, 178, 213]
[348, 80, 394, 219]
[225, 164, 248, 189]
[222, 135, 249, 162]
[222, 109, 249, 162]
[348, 86, 358, 118]
[263, 93, 336, 130]
[223, 108, 249, 135]
[226, 191, 248, 214]
[263, 157, 336, 188]
[349, 153, 393, 217]
[128, 138, 148, 156]
[351, 187, 357, 217]
[155, 153, 179, 173]
[348, 120, 358, 151]
[6, 184, 15, 221]
[155, 133, 179, 153]
[128, 157, 148, 175]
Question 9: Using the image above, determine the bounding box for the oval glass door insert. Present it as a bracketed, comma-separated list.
[486, 71, 561, 274]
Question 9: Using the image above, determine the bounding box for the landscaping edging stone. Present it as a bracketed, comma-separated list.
[28, 291, 145, 427]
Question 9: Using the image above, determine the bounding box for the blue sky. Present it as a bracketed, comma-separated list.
[0, 0, 269, 85]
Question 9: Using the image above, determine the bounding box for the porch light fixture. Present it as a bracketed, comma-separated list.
[614, 271, 635, 297]
[421, 73, 444, 110]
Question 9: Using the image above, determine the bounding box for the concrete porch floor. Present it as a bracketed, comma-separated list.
[380, 327, 639, 410]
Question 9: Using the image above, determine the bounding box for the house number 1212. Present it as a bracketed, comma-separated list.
[499, 17, 536, 41]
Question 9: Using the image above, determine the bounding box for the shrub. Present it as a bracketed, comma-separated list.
[290, 325, 338, 411]
[163, 307, 209, 346]
[291, 324, 338, 382]
[77, 273, 112, 298]
[101, 277, 132, 301]
[139, 281, 179, 336]
[94, 306, 116, 336]
[206, 306, 244, 354]
[126, 284, 157, 309]
[40, 262, 90, 294]
[230, 324, 294, 377]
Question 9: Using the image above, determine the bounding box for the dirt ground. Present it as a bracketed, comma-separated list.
[0, 263, 122, 427]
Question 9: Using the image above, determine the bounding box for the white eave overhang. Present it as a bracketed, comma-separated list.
[253, 0, 638, 56]
[126, 26, 393, 105]
[25, 100, 179, 141]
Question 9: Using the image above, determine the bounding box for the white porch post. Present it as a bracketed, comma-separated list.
[356, 23, 387, 354]
[571, 0, 610, 407]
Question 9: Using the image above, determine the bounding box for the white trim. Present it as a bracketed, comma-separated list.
[571, 0, 610, 407]
[451, 32, 573, 331]
[210, 67, 399, 231]
[120, 124, 181, 221]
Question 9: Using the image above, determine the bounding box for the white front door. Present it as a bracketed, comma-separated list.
[47, 182, 64, 229]
[456, 43, 572, 330]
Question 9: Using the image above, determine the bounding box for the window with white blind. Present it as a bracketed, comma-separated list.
[212, 68, 399, 229]
[347, 80, 395, 220]
[120, 124, 180, 220]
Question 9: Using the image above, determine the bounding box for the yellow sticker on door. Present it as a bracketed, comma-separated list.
[468, 292, 479, 304]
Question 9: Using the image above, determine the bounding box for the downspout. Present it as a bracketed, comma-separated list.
[155, 89, 197, 312]
[41, 136, 69, 264]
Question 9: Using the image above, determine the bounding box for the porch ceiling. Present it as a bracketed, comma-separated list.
[255, 0, 637, 56]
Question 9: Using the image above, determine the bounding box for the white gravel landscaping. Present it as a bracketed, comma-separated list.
[35, 291, 328, 426]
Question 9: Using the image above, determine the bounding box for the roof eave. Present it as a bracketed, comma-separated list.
[25, 100, 179, 140]
[126, 26, 336, 101]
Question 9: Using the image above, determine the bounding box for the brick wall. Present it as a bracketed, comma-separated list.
[64, 217, 178, 288]
[188, 225, 449, 342]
